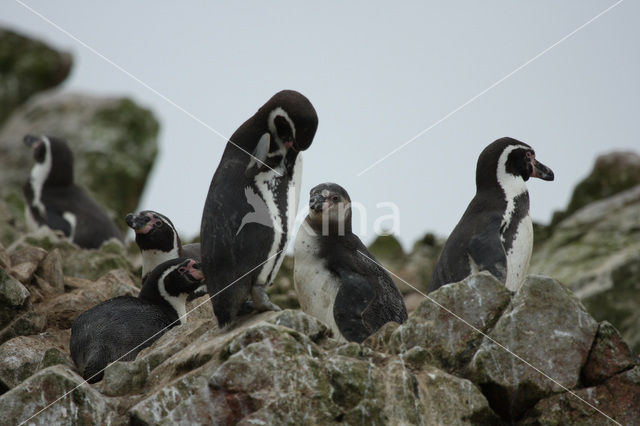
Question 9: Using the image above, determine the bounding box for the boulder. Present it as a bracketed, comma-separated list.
[466, 275, 598, 422]
[0, 91, 159, 227]
[521, 366, 640, 426]
[581, 321, 637, 386]
[0, 365, 120, 425]
[373, 272, 511, 374]
[0, 267, 30, 308]
[531, 185, 640, 352]
[0, 28, 71, 126]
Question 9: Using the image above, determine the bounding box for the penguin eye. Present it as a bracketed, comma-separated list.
[331, 195, 339, 202]
[178, 266, 187, 274]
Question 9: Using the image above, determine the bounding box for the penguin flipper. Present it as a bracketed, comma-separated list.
[467, 222, 507, 283]
[333, 273, 375, 343]
[43, 209, 72, 237]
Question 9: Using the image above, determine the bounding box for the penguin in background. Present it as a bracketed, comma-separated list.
[23, 134, 123, 249]
[126, 210, 206, 300]
[429, 137, 554, 293]
[201, 90, 318, 327]
[70, 257, 204, 383]
[294, 183, 408, 343]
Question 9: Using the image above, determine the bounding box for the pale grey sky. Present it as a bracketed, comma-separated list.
[2, 1, 639, 249]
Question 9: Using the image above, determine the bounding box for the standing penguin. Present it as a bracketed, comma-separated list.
[126, 210, 206, 299]
[429, 137, 554, 293]
[294, 183, 408, 343]
[201, 90, 318, 327]
[23, 134, 123, 248]
[70, 257, 204, 383]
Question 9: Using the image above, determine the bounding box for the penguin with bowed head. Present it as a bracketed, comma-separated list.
[429, 137, 554, 293]
[22, 134, 123, 249]
[125, 210, 205, 299]
[294, 182, 408, 343]
[201, 90, 318, 327]
[70, 257, 204, 383]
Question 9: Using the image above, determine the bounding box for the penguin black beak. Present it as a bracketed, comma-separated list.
[125, 213, 150, 231]
[309, 195, 325, 213]
[531, 159, 554, 181]
[23, 134, 42, 148]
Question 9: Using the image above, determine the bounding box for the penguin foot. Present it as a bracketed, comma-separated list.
[251, 286, 281, 312]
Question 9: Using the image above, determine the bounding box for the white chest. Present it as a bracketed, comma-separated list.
[293, 225, 345, 341]
[255, 154, 302, 285]
[504, 214, 533, 292]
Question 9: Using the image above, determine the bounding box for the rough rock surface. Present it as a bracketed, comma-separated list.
[0, 28, 71, 126]
[466, 275, 599, 421]
[581, 321, 636, 386]
[0, 91, 159, 228]
[531, 185, 640, 352]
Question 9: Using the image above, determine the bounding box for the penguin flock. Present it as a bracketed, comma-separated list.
[21, 89, 554, 383]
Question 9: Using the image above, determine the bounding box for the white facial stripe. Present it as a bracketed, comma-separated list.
[268, 107, 296, 143]
[496, 145, 529, 233]
[62, 212, 77, 242]
[30, 136, 52, 216]
[157, 264, 189, 325]
[142, 247, 180, 280]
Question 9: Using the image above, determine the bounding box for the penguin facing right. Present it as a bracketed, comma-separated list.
[70, 257, 204, 383]
[201, 90, 318, 327]
[23, 134, 123, 248]
[429, 137, 554, 293]
[294, 183, 408, 343]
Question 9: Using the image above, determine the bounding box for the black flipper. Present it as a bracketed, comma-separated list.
[467, 216, 507, 283]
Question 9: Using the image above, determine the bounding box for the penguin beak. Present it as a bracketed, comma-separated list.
[309, 195, 326, 213]
[187, 261, 204, 281]
[23, 134, 42, 148]
[125, 213, 151, 233]
[531, 158, 554, 181]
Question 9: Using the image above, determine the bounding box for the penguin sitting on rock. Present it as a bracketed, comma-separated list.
[70, 257, 204, 383]
[22, 134, 123, 249]
[429, 137, 554, 293]
[294, 183, 408, 343]
[201, 90, 318, 327]
[125, 210, 205, 299]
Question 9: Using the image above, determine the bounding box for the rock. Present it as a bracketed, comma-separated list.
[8, 246, 47, 282]
[521, 366, 640, 426]
[466, 275, 599, 422]
[267, 256, 299, 309]
[0, 267, 30, 308]
[400, 233, 444, 294]
[581, 321, 636, 386]
[531, 185, 640, 353]
[0, 242, 9, 269]
[40, 269, 138, 329]
[0, 28, 71, 126]
[380, 272, 511, 374]
[0, 311, 47, 345]
[0, 365, 120, 425]
[563, 151, 640, 221]
[0, 91, 159, 226]
[37, 249, 65, 294]
[0, 330, 72, 392]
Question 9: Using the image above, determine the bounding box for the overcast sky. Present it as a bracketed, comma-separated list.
[2, 1, 639, 250]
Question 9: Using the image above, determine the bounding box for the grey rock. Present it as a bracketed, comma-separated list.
[466, 275, 598, 421]
[0, 311, 47, 345]
[0, 267, 30, 307]
[581, 321, 637, 386]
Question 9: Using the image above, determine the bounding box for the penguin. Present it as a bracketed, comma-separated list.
[201, 90, 318, 327]
[22, 134, 123, 249]
[70, 257, 204, 383]
[429, 137, 554, 293]
[294, 183, 408, 343]
[125, 210, 205, 300]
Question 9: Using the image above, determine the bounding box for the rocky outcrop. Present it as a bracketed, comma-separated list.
[0, 29, 71, 126]
[0, 92, 159, 228]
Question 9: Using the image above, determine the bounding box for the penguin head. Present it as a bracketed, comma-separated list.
[125, 210, 181, 253]
[306, 182, 352, 235]
[24, 134, 74, 186]
[263, 90, 318, 153]
[159, 258, 205, 297]
[477, 137, 554, 191]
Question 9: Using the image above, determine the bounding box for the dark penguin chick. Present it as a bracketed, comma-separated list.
[201, 90, 318, 327]
[22, 134, 123, 249]
[125, 210, 205, 300]
[294, 183, 408, 343]
[429, 137, 554, 293]
[69, 258, 204, 383]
